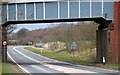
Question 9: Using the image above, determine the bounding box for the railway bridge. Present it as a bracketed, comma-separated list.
[1, 0, 119, 64]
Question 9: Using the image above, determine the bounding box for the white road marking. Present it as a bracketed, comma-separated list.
[21, 47, 60, 62]
[13, 47, 40, 63]
[8, 49, 22, 60]
[12, 46, 98, 73]
[7, 52, 31, 74]
[30, 65, 51, 73]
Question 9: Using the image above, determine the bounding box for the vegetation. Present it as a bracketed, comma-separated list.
[0, 61, 1, 74]
[2, 62, 22, 73]
[9, 22, 98, 63]
[25, 47, 96, 64]
[0, 59, 22, 73]
[9, 22, 98, 51]
[100, 64, 119, 70]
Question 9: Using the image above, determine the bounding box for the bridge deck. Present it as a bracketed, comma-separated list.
[2, 17, 112, 26]
[2, 0, 114, 24]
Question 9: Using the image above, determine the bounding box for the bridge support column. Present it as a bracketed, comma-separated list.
[96, 27, 109, 63]
[2, 26, 7, 63]
[110, 2, 120, 65]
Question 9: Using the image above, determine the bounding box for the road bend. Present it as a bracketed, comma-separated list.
[7, 46, 119, 75]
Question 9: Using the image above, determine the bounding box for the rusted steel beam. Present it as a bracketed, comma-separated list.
[2, 17, 112, 26]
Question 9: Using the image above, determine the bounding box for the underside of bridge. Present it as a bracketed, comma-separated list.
[2, 17, 112, 64]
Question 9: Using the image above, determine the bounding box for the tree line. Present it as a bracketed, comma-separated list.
[8, 22, 98, 51]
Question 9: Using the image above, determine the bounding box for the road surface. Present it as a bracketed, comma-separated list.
[7, 46, 119, 75]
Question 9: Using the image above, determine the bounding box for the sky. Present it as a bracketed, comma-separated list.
[14, 22, 64, 32]
[14, 23, 53, 32]
[14, 22, 78, 32]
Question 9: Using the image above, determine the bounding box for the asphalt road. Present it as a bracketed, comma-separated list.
[7, 46, 119, 75]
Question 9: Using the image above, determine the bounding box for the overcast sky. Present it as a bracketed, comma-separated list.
[14, 23, 57, 32]
[13, 22, 77, 32]
[14, 24, 49, 32]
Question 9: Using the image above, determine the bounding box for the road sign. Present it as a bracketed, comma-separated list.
[70, 41, 77, 50]
[3, 41, 7, 46]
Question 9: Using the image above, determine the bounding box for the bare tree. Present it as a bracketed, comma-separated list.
[0, 0, 16, 35]
[45, 22, 97, 53]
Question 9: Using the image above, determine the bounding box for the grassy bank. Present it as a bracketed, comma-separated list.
[0, 59, 23, 74]
[25, 47, 95, 64]
[25, 47, 119, 70]
[2, 62, 22, 73]
[96, 64, 119, 70]
[0, 61, 1, 74]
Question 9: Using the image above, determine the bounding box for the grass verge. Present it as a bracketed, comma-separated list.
[0, 60, 1, 74]
[25, 47, 119, 70]
[25, 47, 94, 64]
[0, 59, 23, 74]
[2, 62, 22, 73]
[96, 64, 119, 70]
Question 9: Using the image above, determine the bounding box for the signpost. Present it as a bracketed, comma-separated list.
[3, 41, 7, 46]
[3, 41, 7, 62]
[70, 41, 77, 60]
